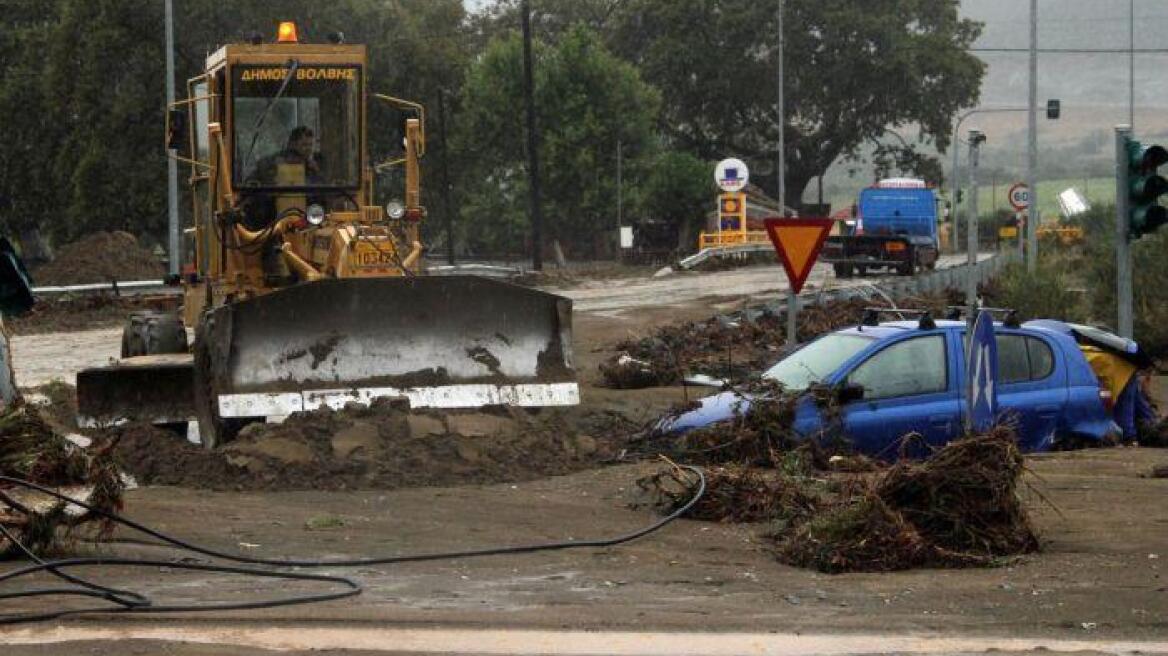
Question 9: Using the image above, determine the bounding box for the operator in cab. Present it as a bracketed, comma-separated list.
[249, 126, 323, 188]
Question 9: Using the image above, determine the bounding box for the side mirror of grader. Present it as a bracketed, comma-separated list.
[166, 108, 188, 155]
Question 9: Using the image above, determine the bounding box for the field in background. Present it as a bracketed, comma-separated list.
[827, 177, 1113, 224]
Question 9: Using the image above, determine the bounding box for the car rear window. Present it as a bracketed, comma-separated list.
[965, 333, 1055, 383]
[763, 333, 873, 391]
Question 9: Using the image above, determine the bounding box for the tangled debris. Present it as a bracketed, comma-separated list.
[0, 402, 124, 556]
[630, 379, 843, 468]
[636, 463, 820, 525]
[600, 290, 964, 389]
[638, 427, 1040, 573]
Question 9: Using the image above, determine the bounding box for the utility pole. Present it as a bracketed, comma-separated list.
[520, 0, 544, 271]
[1116, 125, 1134, 338]
[437, 91, 455, 265]
[776, 0, 786, 211]
[1130, 0, 1135, 127]
[1026, 0, 1039, 272]
[777, 0, 795, 346]
[616, 138, 622, 260]
[967, 129, 984, 323]
[165, 0, 179, 276]
[950, 107, 1027, 256]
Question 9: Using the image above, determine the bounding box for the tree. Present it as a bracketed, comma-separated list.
[453, 25, 660, 257]
[637, 151, 713, 251]
[609, 0, 985, 208]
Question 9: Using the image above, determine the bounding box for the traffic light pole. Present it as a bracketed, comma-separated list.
[1116, 125, 1134, 338]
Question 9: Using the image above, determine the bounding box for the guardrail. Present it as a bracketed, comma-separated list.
[32, 280, 177, 296]
[759, 251, 1020, 318]
[30, 263, 528, 297]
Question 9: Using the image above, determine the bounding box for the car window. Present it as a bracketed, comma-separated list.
[763, 333, 873, 391]
[1027, 336, 1054, 379]
[846, 334, 947, 400]
[962, 332, 1056, 383]
[998, 335, 1030, 384]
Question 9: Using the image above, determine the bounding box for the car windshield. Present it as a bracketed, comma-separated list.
[762, 333, 873, 391]
[232, 64, 361, 189]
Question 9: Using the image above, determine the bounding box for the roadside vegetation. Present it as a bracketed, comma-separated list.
[984, 203, 1168, 360]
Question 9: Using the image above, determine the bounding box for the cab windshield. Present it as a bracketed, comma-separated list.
[232, 64, 361, 189]
[763, 333, 873, 391]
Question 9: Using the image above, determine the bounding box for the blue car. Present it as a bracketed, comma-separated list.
[655, 319, 1119, 458]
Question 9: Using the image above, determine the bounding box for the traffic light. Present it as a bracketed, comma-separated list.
[1125, 138, 1168, 239]
[718, 192, 746, 231]
[1046, 99, 1060, 120]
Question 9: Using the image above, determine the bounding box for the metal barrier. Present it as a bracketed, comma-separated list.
[759, 251, 1020, 317]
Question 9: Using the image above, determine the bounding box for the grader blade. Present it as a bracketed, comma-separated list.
[76, 354, 196, 428]
[196, 276, 577, 422]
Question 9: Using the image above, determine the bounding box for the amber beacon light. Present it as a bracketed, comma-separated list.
[277, 21, 299, 43]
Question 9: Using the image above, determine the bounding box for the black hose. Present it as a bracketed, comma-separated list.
[0, 465, 705, 624]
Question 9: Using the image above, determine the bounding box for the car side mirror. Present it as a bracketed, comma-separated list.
[837, 382, 864, 404]
[166, 109, 188, 155]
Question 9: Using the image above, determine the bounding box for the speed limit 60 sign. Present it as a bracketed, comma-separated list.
[1008, 183, 1030, 211]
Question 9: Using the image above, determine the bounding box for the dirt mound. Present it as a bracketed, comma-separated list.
[31, 231, 164, 286]
[7, 293, 178, 335]
[599, 290, 963, 389]
[107, 401, 634, 491]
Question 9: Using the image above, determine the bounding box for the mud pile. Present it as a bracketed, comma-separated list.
[108, 400, 633, 491]
[0, 402, 124, 556]
[31, 231, 165, 286]
[600, 290, 963, 389]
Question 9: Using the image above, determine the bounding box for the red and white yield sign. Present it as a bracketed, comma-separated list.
[763, 217, 833, 294]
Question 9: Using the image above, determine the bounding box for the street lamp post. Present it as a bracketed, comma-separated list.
[967, 129, 985, 321]
[164, 0, 179, 276]
[950, 107, 1026, 254]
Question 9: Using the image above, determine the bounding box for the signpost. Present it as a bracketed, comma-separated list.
[715, 158, 749, 193]
[763, 217, 833, 346]
[1007, 182, 1030, 212]
[965, 309, 999, 434]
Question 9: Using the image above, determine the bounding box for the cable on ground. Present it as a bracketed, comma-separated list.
[0, 465, 705, 624]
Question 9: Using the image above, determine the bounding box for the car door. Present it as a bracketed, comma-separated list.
[992, 331, 1066, 452]
[838, 332, 961, 458]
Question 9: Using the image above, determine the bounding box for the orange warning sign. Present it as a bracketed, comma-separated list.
[763, 217, 833, 294]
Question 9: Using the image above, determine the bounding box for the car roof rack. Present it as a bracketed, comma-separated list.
[860, 307, 936, 330]
[944, 305, 1022, 328]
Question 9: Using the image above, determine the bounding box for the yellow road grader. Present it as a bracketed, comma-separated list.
[76, 23, 577, 447]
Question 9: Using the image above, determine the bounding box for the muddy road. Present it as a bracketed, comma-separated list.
[0, 449, 1166, 654]
[8, 256, 978, 387]
[2, 258, 1166, 654]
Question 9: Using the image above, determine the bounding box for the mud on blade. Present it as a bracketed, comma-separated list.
[197, 276, 577, 419]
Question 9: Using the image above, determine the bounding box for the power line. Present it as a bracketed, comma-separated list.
[973, 47, 1168, 53]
